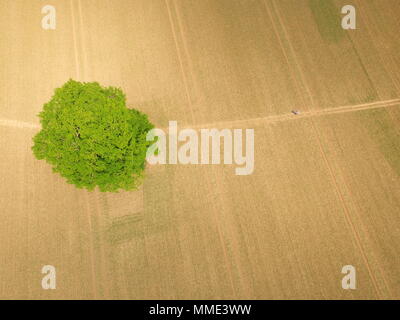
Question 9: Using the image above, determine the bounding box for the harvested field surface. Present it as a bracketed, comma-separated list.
[0, 0, 399, 299]
[271, 0, 399, 108]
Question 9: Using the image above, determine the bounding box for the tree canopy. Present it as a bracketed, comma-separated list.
[32, 79, 155, 192]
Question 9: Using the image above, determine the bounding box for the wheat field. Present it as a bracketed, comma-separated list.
[0, 0, 399, 299]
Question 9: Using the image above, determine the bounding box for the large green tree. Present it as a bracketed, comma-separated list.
[32, 79, 155, 192]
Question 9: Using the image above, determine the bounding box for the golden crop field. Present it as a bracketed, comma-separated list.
[0, 0, 399, 299]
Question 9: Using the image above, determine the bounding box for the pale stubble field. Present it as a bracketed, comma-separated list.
[0, 0, 399, 299]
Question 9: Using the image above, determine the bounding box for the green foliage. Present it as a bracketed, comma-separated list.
[32, 79, 155, 192]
